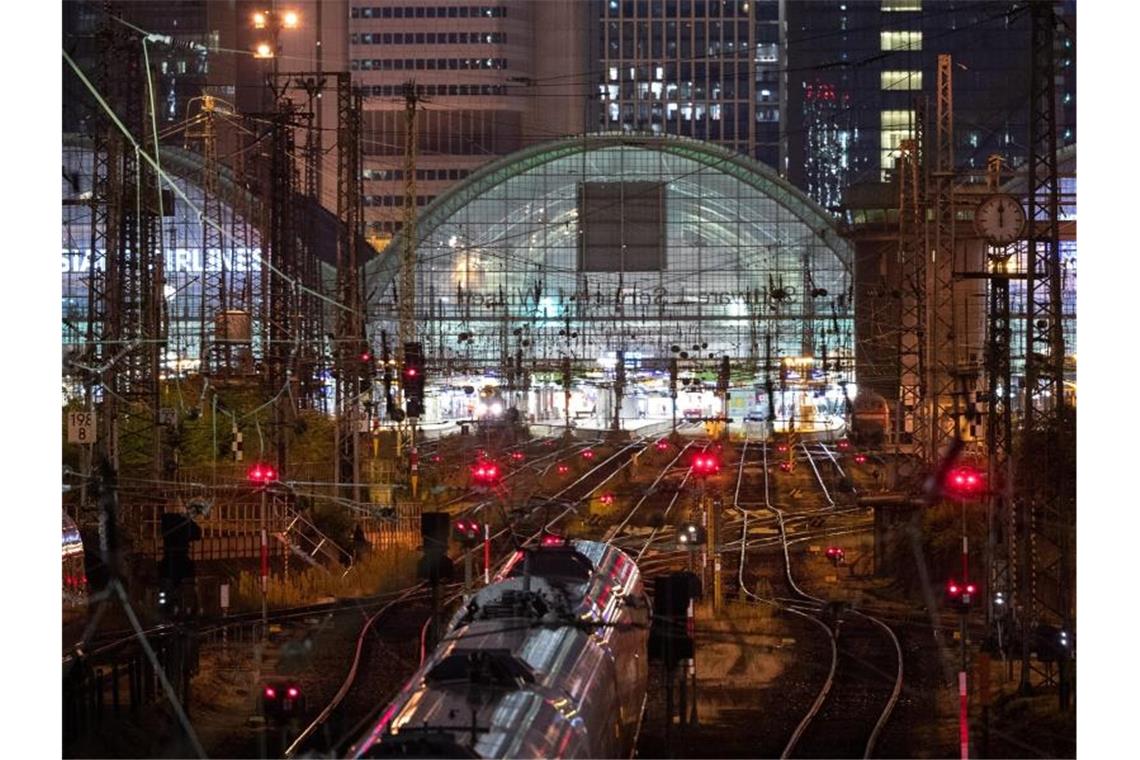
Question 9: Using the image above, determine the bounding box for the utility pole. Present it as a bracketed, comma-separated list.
[896, 137, 925, 465]
[334, 73, 366, 505]
[400, 80, 421, 499]
[982, 154, 1016, 668]
[930, 54, 963, 462]
[1019, 1, 1074, 708]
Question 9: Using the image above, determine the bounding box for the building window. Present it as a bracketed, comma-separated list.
[880, 70, 922, 90]
[882, 0, 921, 10]
[880, 109, 915, 174]
[880, 31, 922, 51]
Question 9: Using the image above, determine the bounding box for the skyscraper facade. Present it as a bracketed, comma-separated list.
[591, 0, 782, 167]
[784, 0, 1074, 211]
[348, 1, 588, 246]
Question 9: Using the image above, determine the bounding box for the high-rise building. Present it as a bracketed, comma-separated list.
[784, 0, 1074, 211]
[591, 0, 782, 167]
[348, 1, 589, 246]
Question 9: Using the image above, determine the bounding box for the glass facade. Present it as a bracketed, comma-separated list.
[365, 135, 853, 375]
[593, 0, 781, 168]
[61, 142, 267, 371]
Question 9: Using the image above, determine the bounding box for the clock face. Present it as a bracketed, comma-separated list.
[975, 194, 1026, 245]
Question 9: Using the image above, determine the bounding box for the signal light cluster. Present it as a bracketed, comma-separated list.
[556, 463, 570, 475]
[825, 546, 845, 564]
[247, 463, 278, 484]
[471, 462, 501, 485]
[540, 533, 567, 547]
[853, 453, 868, 465]
[581, 449, 596, 460]
[836, 439, 851, 451]
[944, 465, 986, 499]
[691, 453, 720, 476]
[510, 451, 526, 462]
[946, 579, 978, 612]
[778, 460, 793, 473]
[600, 493, 615, 506]
[454, 518, 481, 541]
[656, 439, 670, 452]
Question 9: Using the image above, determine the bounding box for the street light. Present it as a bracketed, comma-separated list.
[250, 9, 301, 61]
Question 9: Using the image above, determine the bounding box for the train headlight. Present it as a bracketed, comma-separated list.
[490, 401, 503, 416]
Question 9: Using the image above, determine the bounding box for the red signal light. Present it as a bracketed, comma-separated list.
[361, 352, 371, 362]
[264, 687, 277, 700]
[600, 493, 614, 505]
[947, 582, 960, 596]
[287, 686, 300, 699]
[965, 583, 977, 595]
[945, 466, 986, 499]
[541, 534, 566, 547]
[247, 463, 277, 484]
[777, 444, 789, 453]
[582, 449, 595, 460]
[656, 439, 669, 451]
[853, 454, 867, 465]
[556, 464, 569, 474]
[837, 439, 851, 451]
[405, 367, 417, 377]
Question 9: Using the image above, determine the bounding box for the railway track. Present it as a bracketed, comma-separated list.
[753, 439, 902, 759]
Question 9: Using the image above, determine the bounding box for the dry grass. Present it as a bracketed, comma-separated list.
[229, 548, 417, 611]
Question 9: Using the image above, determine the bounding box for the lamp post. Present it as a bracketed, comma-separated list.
[250, 7, 301, 104]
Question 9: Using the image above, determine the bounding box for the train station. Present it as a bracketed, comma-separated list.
[45, 1, 1094, 758]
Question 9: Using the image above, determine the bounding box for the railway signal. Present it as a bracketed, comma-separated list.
[246, 463, 277, 486]
[656, 439, 670, 452]
[261, 681, 305, 723]
[944, 465, 986, 500]
[454, 518, 481, 544]
[677, 522, 706, 547]
[836, 439, 851, 451]
[825, 546, 845, 566]
[403, 341, 426, 418]
[471, 461, 501, 487]
[581, 449, 596, 460]
[946, 580, 978, 613]
[556, 463, 570, 475]
[853, 453, 868, 465]
[600, 493, 615, 506]
[691, 453, 720, 477]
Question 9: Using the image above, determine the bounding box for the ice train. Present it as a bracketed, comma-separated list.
[350, 539, 650, 758]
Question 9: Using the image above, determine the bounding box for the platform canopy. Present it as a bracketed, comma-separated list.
[366, 133, 853, 371]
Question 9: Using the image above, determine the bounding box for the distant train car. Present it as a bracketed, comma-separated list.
[351, 539, 650, 758]
[62, 512, 87, 625]
[851, 392, 890, 446]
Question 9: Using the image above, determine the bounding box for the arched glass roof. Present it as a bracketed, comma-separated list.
[365, 134, 853, 370]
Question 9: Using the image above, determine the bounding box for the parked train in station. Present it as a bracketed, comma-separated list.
[350, 539, 650, 758]
[62, 512, 87, 626]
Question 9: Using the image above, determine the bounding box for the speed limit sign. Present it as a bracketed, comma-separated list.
[67, 411, 96, 444]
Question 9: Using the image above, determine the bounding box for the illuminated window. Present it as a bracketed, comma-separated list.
[880, 31, 922, 51]
[882, 0, 921, 10]
[880, 110, 914, 175]
[881, 71, 922, 90]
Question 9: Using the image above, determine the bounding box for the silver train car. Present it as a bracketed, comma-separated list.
[350, 539, 650, 758]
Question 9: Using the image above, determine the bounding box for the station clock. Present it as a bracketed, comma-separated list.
[974, 194, 1026, 245]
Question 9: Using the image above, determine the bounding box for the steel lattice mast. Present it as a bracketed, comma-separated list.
[1018, 0, 1074, 708]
